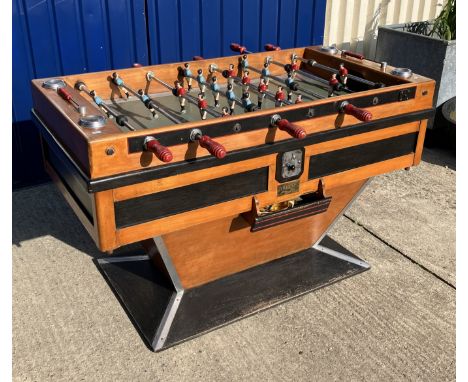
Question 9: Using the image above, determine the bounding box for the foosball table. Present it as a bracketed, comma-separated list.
[31, 43, 435, 351]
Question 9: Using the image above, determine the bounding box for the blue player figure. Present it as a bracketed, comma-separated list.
[137, 89, 158, 118]
[285, 72, 296, 102]
[183, 63, 193, 91]
[112, 72, 129, 98]
[196, 69, 207, 95]
[226, 83, 236, 115]
[241, 91, 256, 112]
[261, 62, 271, 86]
[210, 76, 220, 107]
[240, 54, 249, 74]
[89, 90, 111, 117]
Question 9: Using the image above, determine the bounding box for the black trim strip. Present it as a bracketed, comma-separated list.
[114, 167, 269, 228]
[127, 87, 417, 151]
[309, 132, 418, 179]
[90, 108, 434, 192]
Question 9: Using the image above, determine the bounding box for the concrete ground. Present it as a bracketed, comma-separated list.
[13, 147, 455, 382]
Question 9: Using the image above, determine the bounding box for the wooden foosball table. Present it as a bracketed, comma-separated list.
[31, 43, 435, 351]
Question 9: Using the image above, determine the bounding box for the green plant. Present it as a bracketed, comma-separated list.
[404, 0, 456, 40]
[432, 0, 456, 40]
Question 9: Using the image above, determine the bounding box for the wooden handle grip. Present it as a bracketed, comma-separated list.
[193, 56, 204, 61]
[342, 50, 365, 60]
[276, 119, 306, 139]
[58, 88, 73, 102]
[264, 43, 281, 51]
[199, 135, 227, 159]
[342, 103, 372, 122]
[146, 139, 173, 163]
[230, 43, 246, 54]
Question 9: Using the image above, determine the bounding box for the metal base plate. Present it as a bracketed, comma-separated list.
[97, 236, 370, 351]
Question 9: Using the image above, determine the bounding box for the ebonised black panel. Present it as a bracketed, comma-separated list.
[127, 87, 417, 151]
[308, 132, 418, 179]
[114, 167, 269, 228]
[97, 256, 175, 349]
[42, 139, 94, 223]
[90, 109, 433, 192]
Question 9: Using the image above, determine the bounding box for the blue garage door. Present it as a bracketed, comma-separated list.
[13, 0, 326, 189]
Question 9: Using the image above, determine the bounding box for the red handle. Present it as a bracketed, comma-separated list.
[230, 43, 246, 54]
[264, 43, 281, 51]
[133, 62, 142, 67]
[342, 103, 372, 122]
[58, 88, 73, 102]
[193, 55, 204, 61]
[276, 119, 306, 139]
[198, 135, 227, 159]
[145, 139, 173, 162]
[342, 50, 365, 60]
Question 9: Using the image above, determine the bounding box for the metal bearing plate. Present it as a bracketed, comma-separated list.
[42, 78, 66, 90]
[320, 46, 338, 54]
[391, 68, 413, 79]
[79, 115, 107, 129]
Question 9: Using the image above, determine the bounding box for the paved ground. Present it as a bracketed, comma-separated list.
[12, 148, 455, 382]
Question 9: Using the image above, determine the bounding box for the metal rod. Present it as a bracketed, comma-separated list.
[297, 56, 376, 87]
[77, 83, 136, 131]
[147, 73, 222, 118]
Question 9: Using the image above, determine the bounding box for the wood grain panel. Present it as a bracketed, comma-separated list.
[162, 179, 367, 288]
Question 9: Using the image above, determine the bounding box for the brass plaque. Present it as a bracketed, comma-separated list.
[277, 180, 300, 196]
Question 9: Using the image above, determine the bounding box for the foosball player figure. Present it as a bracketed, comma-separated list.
[197, 93, 208, 120]
[241, 91, 256, 112]
[295, 94, 303, 104]
[210, 76, 220, 107]
[89, 90, 110, 117]
[290, 54, 300, 79]
[328, 73, 341, 97]
[221, 106, 230, 117]
[196, 69, 207, 95]
[285, 73, 297, 102]
[257, 78, 268, 109]
[111, 72, 130, 98]
[137, 89, 157, 118]
[241, 70, 251, 92]
[226, 83, 236, 115]
[227, 64, 235, 85]
[261, 62, 271, 86]
[275, 86, 286, 107]
[174, 81, 187, 113]
[338, 63, 348, 86]
[183, 63, 193, 91]
[240, 54, 249, 74]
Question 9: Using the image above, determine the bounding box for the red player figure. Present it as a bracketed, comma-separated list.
[241, 70, 251, 92]
[257, 78, 268, 109]
[175, 81, 187, 113]
[221, 106, 230, 117]
[328, 73, 341, 97]
[275, 86, 285, 107]
[338, 63, 348, 86]
[227, 64, 235, 85]
[290, 54, 300, 79]
[197, 93, 208, 120]
[295, 94, 303, 104]
[183, 63, 193, 91]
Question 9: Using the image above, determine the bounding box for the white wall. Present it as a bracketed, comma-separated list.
[323, 0, 447, 59]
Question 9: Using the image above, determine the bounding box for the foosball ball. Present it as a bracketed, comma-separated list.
[31, 43, 435, 351]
